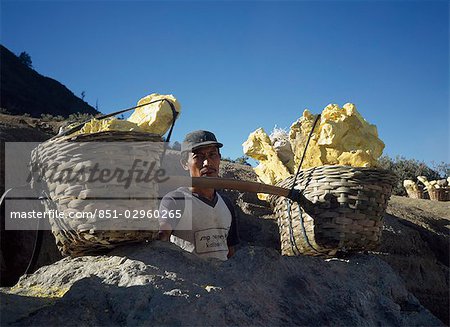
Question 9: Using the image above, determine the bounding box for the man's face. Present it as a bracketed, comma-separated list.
[183, 145, 221, 178]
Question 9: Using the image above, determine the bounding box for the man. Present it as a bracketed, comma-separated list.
[158, 130, 239, 260]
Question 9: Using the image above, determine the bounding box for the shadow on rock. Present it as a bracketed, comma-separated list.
[1, 243, 444, 326]
[375, 213, 449, 325]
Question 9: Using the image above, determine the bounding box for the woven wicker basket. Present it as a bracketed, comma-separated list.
[269, 165, 396, 257]
[428, 188, 449, 201]
[405, 188, 424, 199]
[31, 131, 163, 256]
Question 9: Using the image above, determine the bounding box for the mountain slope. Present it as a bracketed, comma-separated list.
[0, 45, 99, 117]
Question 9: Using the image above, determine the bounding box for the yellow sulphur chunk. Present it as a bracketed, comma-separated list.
[403, 180, 419, 192]
[289, 103, 384, 169]
[128, 93, 181, 135]
[243, 128, 291, 200]
[78, 118, 143, 134]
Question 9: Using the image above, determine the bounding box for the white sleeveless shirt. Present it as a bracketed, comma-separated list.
[167, 188, 232, 261]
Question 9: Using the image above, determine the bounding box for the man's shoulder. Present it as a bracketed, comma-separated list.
[217, 192, 236, 216]
[160, 187, 189, 212]
[162, 187, 189, 200]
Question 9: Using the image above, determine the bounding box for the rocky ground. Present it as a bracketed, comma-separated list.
[0, 114, 66, 286]
[219, 161, 450, 325]
[381, 197, 449, 324]
[0, 243, 443, 326]
[1, 115, 449, 326]
[0, 113, 64, 141]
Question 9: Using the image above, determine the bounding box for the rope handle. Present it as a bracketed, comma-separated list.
[285, 113, 323, 256]
[53, 98, 179, 141]
[160, 103, 178, 163]
[36, 97, 179, 178]
[288, 113, 321, 198]
[286, 198, 301, 255]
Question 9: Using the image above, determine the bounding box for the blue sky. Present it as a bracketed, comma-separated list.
[1, 0, 448, 166]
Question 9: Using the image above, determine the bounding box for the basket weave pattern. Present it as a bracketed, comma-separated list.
[270, 165, 396, 257]
[405, 189, 424, 199]
[428, 188, 449, 201]
[31, 131, 163, 256]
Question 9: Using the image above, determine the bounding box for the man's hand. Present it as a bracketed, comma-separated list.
[158, 222, 173, 241]
[227, 246, 235, 258]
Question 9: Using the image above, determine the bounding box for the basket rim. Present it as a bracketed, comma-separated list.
[297, 164, 395, 174]
[33, 131, 163, 151]
[268, 165, 396, 205]
[31, 130, 164, 168]
[60, 130, 162, 142]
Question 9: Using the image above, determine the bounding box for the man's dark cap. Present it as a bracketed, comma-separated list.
[181, 130, 223, 153]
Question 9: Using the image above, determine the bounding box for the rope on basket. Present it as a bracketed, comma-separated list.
[298, 203, 326, 255]
[285, 199, 301, 255]
[288, 113, 321, 197]
[0, 185, 44, 274]
[54, 98, 178, 139]
[286, 113, 327, 255]
[160, 101, 178, 164]
[24, 192, 50, 274]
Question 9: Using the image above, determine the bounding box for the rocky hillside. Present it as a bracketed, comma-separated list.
[0, 45, 99, 117]
[0, 113, 63, 141]
[0, 118, 449, 326]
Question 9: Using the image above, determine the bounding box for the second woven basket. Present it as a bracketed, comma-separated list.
[270, 165, 396, 257]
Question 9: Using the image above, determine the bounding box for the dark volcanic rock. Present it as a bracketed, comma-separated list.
[0, 243, 442, 326]
[377, 197, 450, 325]
[221, 170, 449, 325]
[0, 115, 64, 286]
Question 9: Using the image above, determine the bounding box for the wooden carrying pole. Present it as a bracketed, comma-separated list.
[192, 177, 290, 197]
[163, 176, 288, 197]
[163, 176, 307, 205]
